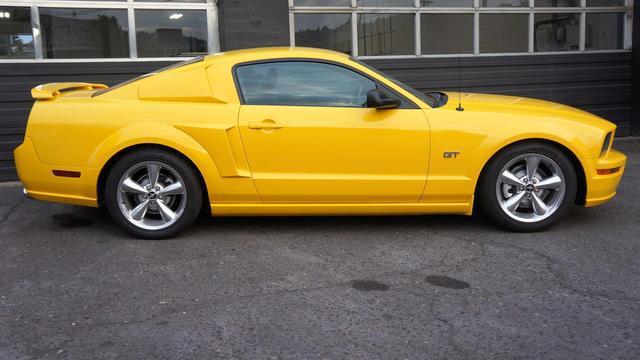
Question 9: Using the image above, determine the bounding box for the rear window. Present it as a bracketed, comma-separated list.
[93, 56, 204, 97]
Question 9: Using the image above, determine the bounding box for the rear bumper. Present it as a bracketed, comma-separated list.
[14, 137, 99, 207]
[584, 149, 626, 207]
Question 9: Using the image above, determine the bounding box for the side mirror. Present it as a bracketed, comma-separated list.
[367, 89, 401, 109]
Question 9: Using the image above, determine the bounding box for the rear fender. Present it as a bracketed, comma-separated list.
[91, 123, 259, 204]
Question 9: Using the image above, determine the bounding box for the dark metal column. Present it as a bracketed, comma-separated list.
[633, 0, 640, 136]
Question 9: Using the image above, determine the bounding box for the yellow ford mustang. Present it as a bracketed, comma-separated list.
[14, 47, 626, 239]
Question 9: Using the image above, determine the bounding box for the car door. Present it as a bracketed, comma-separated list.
[235, 60, 429, 203]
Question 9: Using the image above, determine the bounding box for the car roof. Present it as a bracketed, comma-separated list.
[202, 47, 350, 65]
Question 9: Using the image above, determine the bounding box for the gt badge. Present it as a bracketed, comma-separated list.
[444, 152, 460, 159]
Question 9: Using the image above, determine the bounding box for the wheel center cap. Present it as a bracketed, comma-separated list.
[525, 184, 535, 192]
[148, 191, 157, 200]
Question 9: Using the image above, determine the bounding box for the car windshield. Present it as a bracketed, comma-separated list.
[349, 57, 435, 108]
[92, 56, 205, 97]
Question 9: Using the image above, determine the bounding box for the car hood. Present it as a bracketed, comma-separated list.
[440, 92, 613, 129]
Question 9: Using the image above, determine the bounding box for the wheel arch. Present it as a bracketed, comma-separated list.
[475, 138, 587, 206]
[96, 143, 210, 208]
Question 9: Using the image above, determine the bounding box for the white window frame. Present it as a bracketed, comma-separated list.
[289, 0, 634, 59]
[0, 0, 219, 63]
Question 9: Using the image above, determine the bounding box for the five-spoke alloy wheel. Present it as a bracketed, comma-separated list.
[105, 149, 203, 239]
[479, 142, 577, 232]
[117, 161, 187, 230]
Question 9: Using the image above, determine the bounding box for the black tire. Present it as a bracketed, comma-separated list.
[104, 149, 203, 239]
[478, 142, 577, 232]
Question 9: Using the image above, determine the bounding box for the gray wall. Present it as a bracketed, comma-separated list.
[0, 52, 633, 182]
[217, 0, 290, 51]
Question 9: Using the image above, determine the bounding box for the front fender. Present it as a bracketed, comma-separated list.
[474, 130, 592, 186]
[423, 111, 600, 204]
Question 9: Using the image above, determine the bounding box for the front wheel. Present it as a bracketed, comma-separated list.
[478, 142, 577, 232]
[104, 149, 203, 239]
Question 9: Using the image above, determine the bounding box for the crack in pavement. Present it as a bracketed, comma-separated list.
[0, 197, 26, 228]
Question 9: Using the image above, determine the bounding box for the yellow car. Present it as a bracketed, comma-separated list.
[14, 47, 626, 239]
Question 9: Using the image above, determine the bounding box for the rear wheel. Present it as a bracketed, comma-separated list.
[479, 142, 577, 232]
[104, 149, 202, 239]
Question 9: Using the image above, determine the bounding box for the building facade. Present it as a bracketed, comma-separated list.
[0, 0, 636, 181]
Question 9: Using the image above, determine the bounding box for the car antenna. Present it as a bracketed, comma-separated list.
[456, 55, 465, 112]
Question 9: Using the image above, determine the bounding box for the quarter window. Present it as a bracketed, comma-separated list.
[236, 61, 377, 107]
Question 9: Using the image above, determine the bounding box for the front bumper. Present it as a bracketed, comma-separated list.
[584, 149, 626, 207]
[14, 137, 99, 207]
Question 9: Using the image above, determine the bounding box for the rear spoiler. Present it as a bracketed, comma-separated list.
[31, 82, 108, 100]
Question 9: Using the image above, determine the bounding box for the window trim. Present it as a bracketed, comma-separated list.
[0, 0, 219, 63]
[289, 0, 633, 58]
[232, 58, 419, 109]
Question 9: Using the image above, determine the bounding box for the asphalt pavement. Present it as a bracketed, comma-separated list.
[1, 140, 639, 359]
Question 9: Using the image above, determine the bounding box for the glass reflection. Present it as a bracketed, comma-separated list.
[534, 13, 580, 51]
[135, 9, 207, 57]
[295, 13, 352, 54]
[0, 7, 34, 59]
[358, 13, 415, 56]
[40, 8, 129, 59]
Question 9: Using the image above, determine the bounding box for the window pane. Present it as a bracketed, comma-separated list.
[0, 7, 34, 59]
[587, 0, 626, 6]
[586, 12, 624, 50]
[358, 13, 414, 56]
[481, 0, 528, 6]
[534, 13, 580, 51]
[236, 62, 377, 107]
[295, 13, 352, 54]
[421, 0, 474, 6]
[480, 14, 528, 53]
[294, 0, 351, 6]
[40, 8, 129, 59]
[135, 0, 205, 2]
[535, 0, 580, 6]
[421, 14, 473, 54]
[135, 9, 207, 58]
[357, 0, 415, 6]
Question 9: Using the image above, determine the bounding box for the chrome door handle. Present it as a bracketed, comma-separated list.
[248, 121, 283, 130]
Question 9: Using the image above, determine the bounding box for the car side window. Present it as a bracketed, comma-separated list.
[235, 61, 377, 107]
